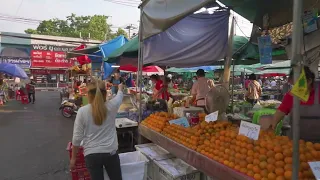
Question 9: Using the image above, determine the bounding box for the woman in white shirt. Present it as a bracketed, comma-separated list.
[70, 79, 123, 180]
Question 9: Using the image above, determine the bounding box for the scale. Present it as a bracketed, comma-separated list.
[116, 118, 138, 128]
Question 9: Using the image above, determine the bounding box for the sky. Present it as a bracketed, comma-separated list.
[0, 0, 252, 37]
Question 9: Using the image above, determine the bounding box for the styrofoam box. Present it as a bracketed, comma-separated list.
[135, 144, 175, 180]
[153, 158, 200, 180]
[104, 151, 149, 180]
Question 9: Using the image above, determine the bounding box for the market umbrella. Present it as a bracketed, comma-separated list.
[0, 63, 28, 79]
[142, 66, 164, 76]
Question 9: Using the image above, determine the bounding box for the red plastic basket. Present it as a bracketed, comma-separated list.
[71, 168, 91, 180]
[67, 142, 91, 180]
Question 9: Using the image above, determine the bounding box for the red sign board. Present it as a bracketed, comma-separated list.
[30, 44, 76, 68]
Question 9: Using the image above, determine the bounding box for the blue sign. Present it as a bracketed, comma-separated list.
[169, 117, 190, 127]
[0, 56, 31, 69]
[258, 35, 272, 64]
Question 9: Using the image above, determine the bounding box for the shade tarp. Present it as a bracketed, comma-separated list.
[106, 36, 139, 59]
[218, 0, 320, 28]
[264, 60, 291, 69]
[141, 0, 214, 39]
[67, 36, 128, 63]
[143, 11, 229, 67]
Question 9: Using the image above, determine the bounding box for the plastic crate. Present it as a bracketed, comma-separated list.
[67, 142, 88, 179]
[71, 168, 91, 180]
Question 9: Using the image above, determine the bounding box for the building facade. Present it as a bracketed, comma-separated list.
[0, 32, 101, 84]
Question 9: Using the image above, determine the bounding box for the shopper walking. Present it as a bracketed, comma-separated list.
[70, 79, 123, 180]
[26, 80, 36, 104]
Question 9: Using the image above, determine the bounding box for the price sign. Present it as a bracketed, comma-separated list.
[169, 117, 190, 127]
[239, 121, 261, 140]
[205, 111, 218, 122]
[308, 162, 320, 179]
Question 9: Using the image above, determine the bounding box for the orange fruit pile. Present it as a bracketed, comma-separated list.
[142, 113, 320, 180]
[141, 112, 177, 132]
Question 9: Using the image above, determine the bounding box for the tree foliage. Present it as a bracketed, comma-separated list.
[25, 14, 128, 41]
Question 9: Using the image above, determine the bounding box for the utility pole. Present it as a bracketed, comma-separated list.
[125, 24, 137, 38]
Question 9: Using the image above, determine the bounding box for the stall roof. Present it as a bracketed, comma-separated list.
[218, 0, 320, 28]
[141, 0, 214, 39]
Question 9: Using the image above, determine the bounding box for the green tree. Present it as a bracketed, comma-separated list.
[113, 28, 128, 38]
[25, 14, 128, 41]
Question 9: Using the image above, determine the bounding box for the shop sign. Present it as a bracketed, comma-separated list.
[30, 44, 76, 68]
[0, 56, 31, 69]
[239, 121, 261, 140]
[258, 35, 272, 64]
[303, 10, 318, 34]
[30, 69, 66, 75]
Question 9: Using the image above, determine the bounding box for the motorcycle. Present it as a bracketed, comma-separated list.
[59, 99, 79, 118]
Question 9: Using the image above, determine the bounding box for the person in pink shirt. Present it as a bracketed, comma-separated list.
[191, 69, 214, 111]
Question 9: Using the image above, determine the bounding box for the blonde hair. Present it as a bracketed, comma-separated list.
[87, 79, 107, 126]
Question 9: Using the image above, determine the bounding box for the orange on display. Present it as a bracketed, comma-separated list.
[141, 112, 320, 180]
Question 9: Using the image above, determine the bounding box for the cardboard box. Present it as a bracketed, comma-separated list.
[153, 158, 200, 180]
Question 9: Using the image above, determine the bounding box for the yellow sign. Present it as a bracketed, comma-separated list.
[291, 68, 309, 102]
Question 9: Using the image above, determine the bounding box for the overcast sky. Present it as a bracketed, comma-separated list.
[0, 0, 252, 37]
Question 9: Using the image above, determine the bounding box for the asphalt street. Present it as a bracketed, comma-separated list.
[0, 91, 74, 180]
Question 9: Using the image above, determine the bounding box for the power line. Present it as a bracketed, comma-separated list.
[104, 0, 139, 7]
[15, 0, 24, 15]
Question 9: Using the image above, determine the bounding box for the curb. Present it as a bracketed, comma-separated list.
[36, 89, 60, 92]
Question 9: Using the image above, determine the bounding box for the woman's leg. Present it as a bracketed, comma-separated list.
[85, 154, 104, 180]
[103, 153, 122, 180]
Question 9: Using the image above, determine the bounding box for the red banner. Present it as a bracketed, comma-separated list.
[30, 44, 76, 68]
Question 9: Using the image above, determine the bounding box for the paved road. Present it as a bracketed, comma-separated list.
[0, 91, 74, 180]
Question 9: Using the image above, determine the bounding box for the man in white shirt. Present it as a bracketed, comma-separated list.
[191, 69, 214, 111]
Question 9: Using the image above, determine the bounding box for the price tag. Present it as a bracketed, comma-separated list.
[169, 117, 190, 127]
[205, 111, 218, 122]
[239, 121, 261, 140]
[308, 162, 320, 179]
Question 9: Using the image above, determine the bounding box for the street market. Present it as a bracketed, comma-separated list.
[2, 0, 320, 180]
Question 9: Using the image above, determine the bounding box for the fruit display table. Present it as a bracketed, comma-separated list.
[139, 125, 252, 180]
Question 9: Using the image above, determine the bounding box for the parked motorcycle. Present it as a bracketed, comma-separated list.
[59, 99, 79, 118]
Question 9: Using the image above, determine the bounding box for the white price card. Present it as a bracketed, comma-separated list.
[308, 162, 320, 179]
[169, 117, 190, 127]
[239, 121, 261, 140]
[205, 111, 219, 122]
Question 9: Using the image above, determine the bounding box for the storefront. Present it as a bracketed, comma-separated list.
[30, 44, 76, 84]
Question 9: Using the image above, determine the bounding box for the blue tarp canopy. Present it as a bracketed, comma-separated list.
[66, 36, 128, 63]
[89, 36, 128, 63]
[143, 11, 229, 67]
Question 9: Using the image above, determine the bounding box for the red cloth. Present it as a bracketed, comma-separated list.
[278, 84, 320, 115]
[19, 89, 26, 96]
[245, 80, 250, 89]
[74, 44, 91, 65]
[155, 80, 169, 101]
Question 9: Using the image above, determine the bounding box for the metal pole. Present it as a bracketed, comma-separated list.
[137, 8, 143, 123]
[231, 59, 235, 113]
[222, 14, 235, 90]
[291, 0, 303, 179]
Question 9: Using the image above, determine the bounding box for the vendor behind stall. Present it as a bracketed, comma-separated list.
[270, 66, 320, 142]
[150, 74, 169, 101]
[109, 69, 123, 95]
[191, 69, 214, 109]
